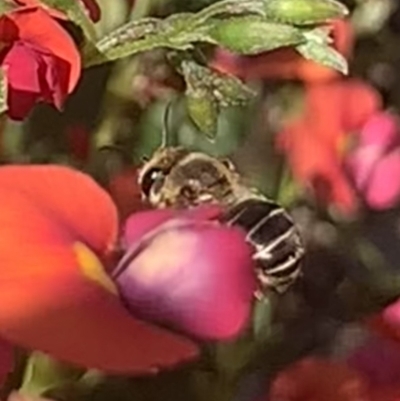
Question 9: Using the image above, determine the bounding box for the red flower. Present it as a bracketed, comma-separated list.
[0, 7, 81, 120]
[264, 336, 400, 401]
[212, 19, 353, 83]
[14, 0, 101, 22]
[114, 207, 256, 340]
[277, 80, 382, 214]
[0, 165, 197, 373]
[268, 358, 369, 401]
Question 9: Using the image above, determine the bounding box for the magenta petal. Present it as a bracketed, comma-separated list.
[359, 112, 399, 150]
[123, 205, 222, 248]
[123, 209, 178, 248]
[364, 150, 400, 209]
[115, 218, 255, 340]
[3, 42, 41, 93]
[346, 146, 382, 190]
[3, 42, 42, 119]
[382, 298, 400, 328]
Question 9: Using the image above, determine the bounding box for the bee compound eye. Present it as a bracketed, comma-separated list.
[141, 168, 165, 198]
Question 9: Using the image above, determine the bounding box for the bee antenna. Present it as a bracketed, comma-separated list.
[161, 100, 175, 148]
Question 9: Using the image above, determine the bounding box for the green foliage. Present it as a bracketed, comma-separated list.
[263, 0, 349, 25]
[0, 0, 350, 139]
[81, 0, 348, 136]
[19, 352, 84, 397]
[178, 54, 254, 135]
[186, 88, 219, 138]
[208, 16, 305, 55]
[85, 0, 348, 68]
[84, 0, 265, 67]
[0, 0, 350, 136]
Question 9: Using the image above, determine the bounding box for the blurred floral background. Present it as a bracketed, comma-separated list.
[3, 0, 400, 401]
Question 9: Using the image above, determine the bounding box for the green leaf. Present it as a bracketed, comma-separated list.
[84, 17, 160, 64]
[263, 0, 349, 25]
[39, 0, 97, 41]
[19, 352, 84, 397]
[209, 15, 305, 55]
[252, 297, 273, 341]
[193, 0, 266, 24]
[293, 26, 348, 74]
[157, 13, 216, 48]
[179, 56, 254, 137]
[212, 73, 255, 107]
[0, 68, 8, 115]
[85, 13, 216, 67]
[181, 58, 255, 109]
[186, 88, 219, 138]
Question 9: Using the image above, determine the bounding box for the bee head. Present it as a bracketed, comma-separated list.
[139, 148, 239, 208]
[138, 147, 188, 206]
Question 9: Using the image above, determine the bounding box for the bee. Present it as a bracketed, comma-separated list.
[138, 145, 305, 295]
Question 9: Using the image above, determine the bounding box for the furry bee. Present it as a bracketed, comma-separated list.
[138, 145, 305, 295]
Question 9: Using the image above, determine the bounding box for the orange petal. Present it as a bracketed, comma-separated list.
[14, 0, 101, 22]
[341, 80, 382, 130]
[0, 165, 118, 256]
[0, 166, 197, 373]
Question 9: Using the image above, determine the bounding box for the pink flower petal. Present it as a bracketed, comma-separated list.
[115, 214, 255, 340]
[359, 112, 400, 150]
[364, 150, 400, 209]
[382, 298, 400, 329]
[122, 206, 222, 248]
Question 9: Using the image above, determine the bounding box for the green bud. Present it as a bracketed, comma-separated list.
[180, 58, 255, 108]
[263, 0, 349, 25]
[186, 88, 219, 139]
[209, 16, 305, 55]
[212, 73, 255, 108]
[20, 352, 84, 397]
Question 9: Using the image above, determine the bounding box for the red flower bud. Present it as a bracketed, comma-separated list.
[0, 7, 81, 119]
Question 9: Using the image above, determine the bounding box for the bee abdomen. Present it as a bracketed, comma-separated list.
[222, 198, 304, 294]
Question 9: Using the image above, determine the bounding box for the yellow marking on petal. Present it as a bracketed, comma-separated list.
[74, 242, 117, 295]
